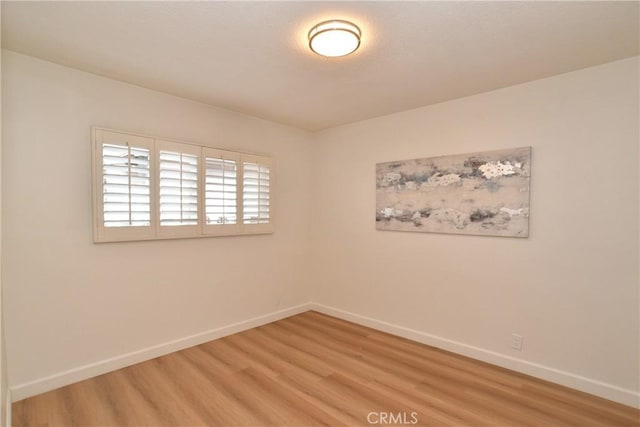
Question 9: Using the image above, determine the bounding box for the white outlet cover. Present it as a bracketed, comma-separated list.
[511, 333, 523, 351]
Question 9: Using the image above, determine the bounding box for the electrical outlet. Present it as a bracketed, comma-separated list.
[511, 333, 523, 351]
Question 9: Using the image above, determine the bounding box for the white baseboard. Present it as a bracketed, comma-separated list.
[10, 303, 312, 402]
[309, 303, 640, 409]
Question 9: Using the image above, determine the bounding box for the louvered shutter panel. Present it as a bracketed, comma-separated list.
[156, 140, 201, 237]
[94, 129, 155, 242]
[102, 144, 151, 227]
[203, 148, 240, 235]
[242, 155, 273, 233]
[94, 128, 274, 241]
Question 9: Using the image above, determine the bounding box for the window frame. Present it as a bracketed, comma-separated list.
[92, 127, 273, 243]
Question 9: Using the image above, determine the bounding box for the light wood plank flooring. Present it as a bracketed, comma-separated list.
[13, 311, 640, 426]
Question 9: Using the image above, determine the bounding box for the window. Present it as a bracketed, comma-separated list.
[242, 155, 272, 234]
[93, 130, 155, 242]
[156, 140, 200, 238]
[92, 128, 273, 242]
[103, 145, 151, 227]
[203, 148, 240, 235]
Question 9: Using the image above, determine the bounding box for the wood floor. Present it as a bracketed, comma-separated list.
[13, 311, 640, 426]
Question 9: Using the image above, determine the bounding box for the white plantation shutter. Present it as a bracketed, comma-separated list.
[156, 140, 201, 237]
[242, 154, 273, 233]
[159, 152, 198, 225]
[94, 130, 155, 242]
[102, 144, 151, 227]
[93, 127, 273, 242]
[203, 148, 240, 235]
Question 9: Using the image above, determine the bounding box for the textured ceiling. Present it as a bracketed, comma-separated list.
[2, 1, 639, 131]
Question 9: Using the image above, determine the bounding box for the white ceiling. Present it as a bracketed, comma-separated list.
[2, 1, 638, 131]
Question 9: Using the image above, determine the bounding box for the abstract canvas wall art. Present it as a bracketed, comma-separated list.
[376, 147, 531, 237]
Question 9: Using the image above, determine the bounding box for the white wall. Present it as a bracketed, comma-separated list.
[311, 57, 639, 404]
[1, 50, 313, 396]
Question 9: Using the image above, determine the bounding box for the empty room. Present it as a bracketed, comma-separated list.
[1, 1, 639, 426]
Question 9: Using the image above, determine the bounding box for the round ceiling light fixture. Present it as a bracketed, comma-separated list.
[308, 20, 361, 57]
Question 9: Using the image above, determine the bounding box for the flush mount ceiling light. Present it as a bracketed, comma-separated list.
[308, 20, 361, 57]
